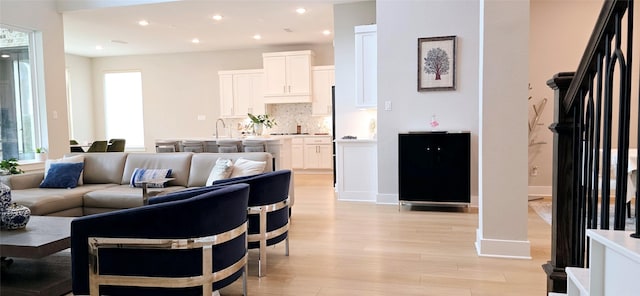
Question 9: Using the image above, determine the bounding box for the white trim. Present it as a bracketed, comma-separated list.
[475, 229, 532, 259]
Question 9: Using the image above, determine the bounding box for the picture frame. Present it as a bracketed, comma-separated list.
[418, 36, 456, 91]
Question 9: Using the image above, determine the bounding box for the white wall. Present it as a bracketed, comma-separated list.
[333, 1, 377, 139]
[65, 54, 94, 143]
[1, 0, 70, 159]
[80, 44, 334, 150]
[528, 0, 603, 192]
[376, 0, 480, 203]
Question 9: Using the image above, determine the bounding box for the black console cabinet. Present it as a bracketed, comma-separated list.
[398, 132, 470, 205]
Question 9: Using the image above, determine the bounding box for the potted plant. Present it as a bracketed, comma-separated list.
[247, 113, 277, 135]
[0, 158, 23, 175]
[35, 147, 47, 162]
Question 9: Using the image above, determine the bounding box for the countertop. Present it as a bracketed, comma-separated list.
[334, 138, 377, 143]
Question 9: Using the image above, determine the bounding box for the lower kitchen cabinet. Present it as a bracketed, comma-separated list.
[290, 136, 332, 170]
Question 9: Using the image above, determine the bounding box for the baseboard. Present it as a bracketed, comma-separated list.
[528, 185, 552, 197]
[337, 191, 376, 202]
[376, 193, 397, 205]
[475, 229, 532, 259]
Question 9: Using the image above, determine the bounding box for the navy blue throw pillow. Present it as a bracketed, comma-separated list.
[40, 162, 84, 188]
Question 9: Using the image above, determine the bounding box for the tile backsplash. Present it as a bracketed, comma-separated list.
[225, 103, 332, 136]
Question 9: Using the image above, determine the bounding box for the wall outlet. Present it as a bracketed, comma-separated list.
[197, 115, 206, 121]
[530, 166, 539, 176]
[384, 101, 392, 111]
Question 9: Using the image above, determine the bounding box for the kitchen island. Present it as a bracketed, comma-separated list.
[155, 134, 333, 173]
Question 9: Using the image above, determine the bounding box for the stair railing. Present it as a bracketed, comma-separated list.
[543, 0, 637, 293]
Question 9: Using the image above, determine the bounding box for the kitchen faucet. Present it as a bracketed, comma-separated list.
[215, 118, 226, 139]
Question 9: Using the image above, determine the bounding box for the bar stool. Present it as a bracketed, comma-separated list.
[181, 140, 204, 153]
[242, 139, 267, 152]
[155, 140, 179, 153]
[203, 140, 218, 153]
[216, 139, 242, 153]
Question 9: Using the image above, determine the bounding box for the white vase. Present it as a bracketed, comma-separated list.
[253, 123, 264, 136]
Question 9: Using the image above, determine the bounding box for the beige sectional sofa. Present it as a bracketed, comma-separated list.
[0, 152, 286, 216]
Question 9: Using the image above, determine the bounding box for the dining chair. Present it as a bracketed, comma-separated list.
[86, 140, 108, 152]
[70, 139, 86, 152]
[107, 139, 126, 152]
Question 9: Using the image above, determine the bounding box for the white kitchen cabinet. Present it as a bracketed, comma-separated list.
[291, 137, 305, 169]
[312, 65, 334, 116]
[303, 137, 332, 169]
[262, 50, 314, 103]
[355, 24, 377, 108]
[335, 139, 377, 202]
[218, 69, 265, 118]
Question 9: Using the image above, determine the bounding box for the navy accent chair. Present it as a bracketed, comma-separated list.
[213, 170, 291, 277]
[70, 184, 250, 296]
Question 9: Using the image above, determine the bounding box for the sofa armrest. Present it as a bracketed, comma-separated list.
[0, 171, 44, 189]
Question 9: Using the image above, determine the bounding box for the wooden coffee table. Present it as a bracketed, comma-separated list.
[1, 216, 74, 296]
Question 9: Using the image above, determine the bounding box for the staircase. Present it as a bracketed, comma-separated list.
[544, 0, 639, 294]
[564, 230, 640, 296]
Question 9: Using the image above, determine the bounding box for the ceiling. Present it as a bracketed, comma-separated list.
[61, 0, 364, 58]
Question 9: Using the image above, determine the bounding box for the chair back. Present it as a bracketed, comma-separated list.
[71, 184, 250, 295]
[213, 170, 291, 276]
[107, 139, 126, 152]
[86, 140, 108, 152]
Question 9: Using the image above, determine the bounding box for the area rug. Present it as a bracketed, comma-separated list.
[529, 199, 636, 230]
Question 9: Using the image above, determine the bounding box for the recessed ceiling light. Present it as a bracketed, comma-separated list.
[322, 30, 331, 36]
[95, 45, 103, 50]
[192, 38, 200, 44]
[212, 15, 223, 21]
[253, 34, 262, 40]
[1, 54, 10, 58]
[296, 8, 306, 14]
[138, 20, 149, 26]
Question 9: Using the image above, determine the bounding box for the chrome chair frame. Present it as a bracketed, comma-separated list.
[88, 223, 248, 296]
[247, 197, 290, 277]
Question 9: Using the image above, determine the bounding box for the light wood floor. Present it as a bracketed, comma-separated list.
[218, 174, 552, 296]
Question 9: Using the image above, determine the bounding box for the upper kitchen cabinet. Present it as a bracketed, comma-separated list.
[262, 50, 315, 104]
[311, 65, 334, 116]
[218, 69, 265, 118]
[355, 24, 377, 108]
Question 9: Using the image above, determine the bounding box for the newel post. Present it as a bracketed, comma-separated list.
[543, 72, 577, 294]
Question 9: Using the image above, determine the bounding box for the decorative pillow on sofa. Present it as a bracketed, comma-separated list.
[40, 162, 85, 188]
[206, 158, 234, 185]
[45, 155, 85, 185]
[230, 158, 266, 178]
[130, 168, 173, 188]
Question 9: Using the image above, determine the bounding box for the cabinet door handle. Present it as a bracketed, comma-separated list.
[283, 85, 286, 93]
[288, 85, 291, 93]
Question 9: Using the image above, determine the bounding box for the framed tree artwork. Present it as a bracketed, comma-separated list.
[418, 36, 456, 91]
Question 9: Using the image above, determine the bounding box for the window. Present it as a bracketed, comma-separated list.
[104, 71, 145, 149]
[0, 26, 42, 161]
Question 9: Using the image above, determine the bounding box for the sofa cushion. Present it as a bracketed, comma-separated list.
[230, 158, 266, 178]
[206, 159, 234, 185]
[45, 155, 84, 185]
[83, 185, 186, 209]
[67, 152, 128, 184]
[10, 184, 117, 216]
[187, 152, 273, 187]
[121, 153, 192, 187]
[130, 168, 173, 188]
[40, 162, 84, 188]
